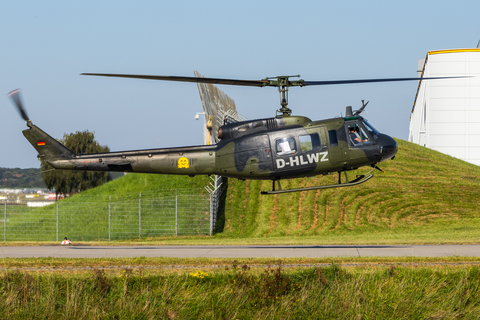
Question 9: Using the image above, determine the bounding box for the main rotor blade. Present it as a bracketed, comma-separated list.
[81, 73, 267, 87]
[302, 76, 465, 86]
[7, 89, 29, 122]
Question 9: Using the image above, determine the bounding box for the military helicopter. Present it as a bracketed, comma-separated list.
[8, 73, 453, 194]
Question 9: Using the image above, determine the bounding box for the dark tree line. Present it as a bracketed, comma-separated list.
[40, 130, 111, 198]
[0, 168, 45, 188]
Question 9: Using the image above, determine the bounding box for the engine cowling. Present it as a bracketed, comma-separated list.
[217, 115, 312, 140]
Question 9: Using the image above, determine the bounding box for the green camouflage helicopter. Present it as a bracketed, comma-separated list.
[8, 73, 450, 194]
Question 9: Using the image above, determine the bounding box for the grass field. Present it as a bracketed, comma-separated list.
[2, 256, 480, 269]
[2, 258, 480, 319]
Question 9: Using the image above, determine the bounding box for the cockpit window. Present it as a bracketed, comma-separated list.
[276, 137, 297, 155]
[362, 120, 379, 141]
[348, 124, 371, 146]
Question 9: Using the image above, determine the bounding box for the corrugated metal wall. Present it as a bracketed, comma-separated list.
[409, 50, 480, 166]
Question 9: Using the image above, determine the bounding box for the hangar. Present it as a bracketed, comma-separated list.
[408, 48, 480, 166]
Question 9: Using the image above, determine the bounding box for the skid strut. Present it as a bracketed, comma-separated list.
[261, 174, 373, 195]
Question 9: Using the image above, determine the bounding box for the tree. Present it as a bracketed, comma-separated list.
[2, 171, 13, 180]
[40, 130, 110, 198]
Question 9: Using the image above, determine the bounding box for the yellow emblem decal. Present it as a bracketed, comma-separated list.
[178, 157, 189, 168]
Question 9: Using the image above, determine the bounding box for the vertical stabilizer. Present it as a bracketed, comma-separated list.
[22, 123, 74, 162]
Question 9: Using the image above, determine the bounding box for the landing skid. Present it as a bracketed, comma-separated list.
[261, 173, 374, 195]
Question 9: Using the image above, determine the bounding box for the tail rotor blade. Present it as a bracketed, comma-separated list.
[7, 89, 29, 122]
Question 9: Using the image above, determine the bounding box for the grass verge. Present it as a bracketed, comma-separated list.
[2, 225, 480, 247]
[2, 256, 480, 269]
[2, 261, 480, 319]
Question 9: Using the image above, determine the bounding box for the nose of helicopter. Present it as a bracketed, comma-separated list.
[378, 134, 398, 161]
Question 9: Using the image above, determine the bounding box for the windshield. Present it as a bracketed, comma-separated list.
[362, 120, 380, 141]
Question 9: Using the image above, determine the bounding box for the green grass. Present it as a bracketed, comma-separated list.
[1, 138, 480, 245]
[1, 174, 211, 241]
[78, 172, 210, 196]
[2, 262, 480, 319]
[215, 138, 480, 244]
[2, 256, 480, 269]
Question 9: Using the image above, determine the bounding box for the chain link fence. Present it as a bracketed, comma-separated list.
[1, 189, 212, 241]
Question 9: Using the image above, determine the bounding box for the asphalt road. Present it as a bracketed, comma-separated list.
[1, 245, 480, 259]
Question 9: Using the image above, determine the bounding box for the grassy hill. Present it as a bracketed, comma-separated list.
[2, 138, 479, 244]
[215, 139, 480, 244]
[73, 172, 210, 198]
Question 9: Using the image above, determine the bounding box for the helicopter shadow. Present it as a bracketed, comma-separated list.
[214, 177, 228, 234]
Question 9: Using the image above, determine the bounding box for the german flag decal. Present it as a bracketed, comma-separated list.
[37, 141, 46, 146]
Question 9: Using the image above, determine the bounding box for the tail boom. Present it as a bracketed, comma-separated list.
[52, 146, 217, 175]
[23, 123, 216, 175]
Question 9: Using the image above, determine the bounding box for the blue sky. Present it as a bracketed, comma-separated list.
[1, 0, 479, 168]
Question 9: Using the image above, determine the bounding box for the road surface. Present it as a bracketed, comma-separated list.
[1, 245, 479, 258]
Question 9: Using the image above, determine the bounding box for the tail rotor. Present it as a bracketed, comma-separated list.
[7, 89, 30, 123]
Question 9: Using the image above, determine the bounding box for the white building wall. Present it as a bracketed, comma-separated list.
[409, 49, 480, 166]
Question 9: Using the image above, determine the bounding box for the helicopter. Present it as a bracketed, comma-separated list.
[8, 73, 454, 194]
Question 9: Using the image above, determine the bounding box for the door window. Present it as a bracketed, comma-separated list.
[299, 133, 321, 151]
[275, 137, 297, 155]
[328, 130, 338, 147]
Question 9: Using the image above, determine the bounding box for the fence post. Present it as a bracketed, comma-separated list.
[205, 175, 222, 236]
[4, 201, 6, 242]
[175, 194, 178, 237]
[209, 193, 213, 236]
[108, 196, 111, 241]
[139, 192, 142, 239]
[56, 200, 59, 242]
